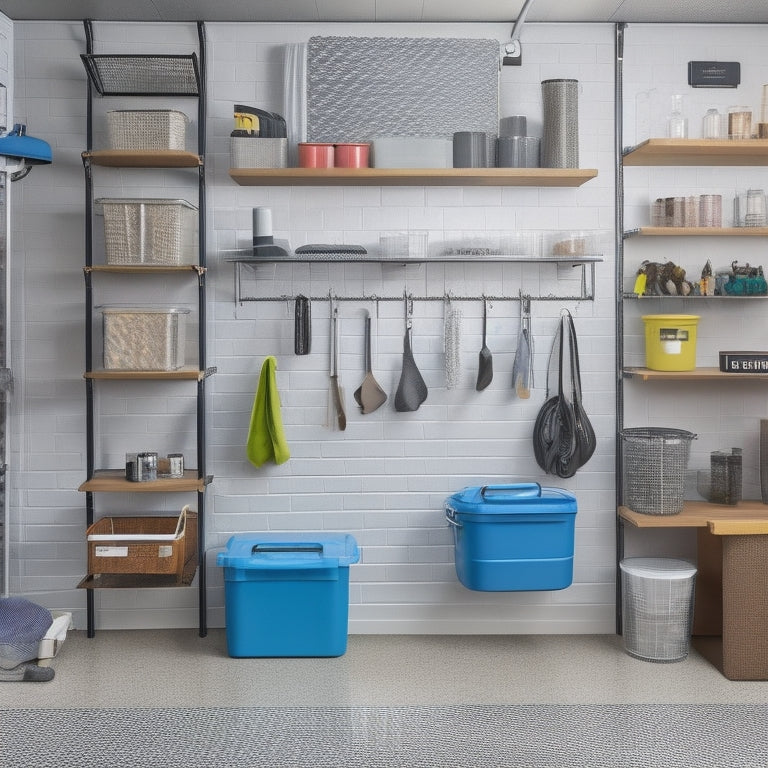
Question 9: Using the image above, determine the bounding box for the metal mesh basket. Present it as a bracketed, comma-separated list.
[621, 427, 696, 515]
[620, 558, 697, 663]
[107, 110, 188, 151]
[81, 54, 200, 96]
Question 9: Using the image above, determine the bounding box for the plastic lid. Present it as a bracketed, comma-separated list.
[217, 532, 360, 569]
[99, 306, 191, 315]
[619, 557, 696, 579]
[447, 483, 576, 510]
[108, 108, 189, 119]
[95, 198, 198, 210]
[641, 314, 700, 322]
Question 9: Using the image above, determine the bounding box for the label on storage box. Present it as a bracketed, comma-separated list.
[158, 546, 173, 558]
[95, 546, 128, 557]
[660, 327, 688, 355]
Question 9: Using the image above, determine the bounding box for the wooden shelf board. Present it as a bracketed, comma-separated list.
[77, 564, 197, 589]
[623, 138, 768, 166]
[84, 150, 202, 168]
[627, 226, 768, 237]
[85, 265, 203, 274]
[623, 366, 768, 381]
[79, 469, 209, 493]
[624, 293, 768, 300]
[85, 366, 207, 381]
[619, 500, 768, 529]
[228, 167, 598, 187]
[77, 553, 197, 589]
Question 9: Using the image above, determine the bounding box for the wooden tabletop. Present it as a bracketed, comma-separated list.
[619, 500, 768, 535]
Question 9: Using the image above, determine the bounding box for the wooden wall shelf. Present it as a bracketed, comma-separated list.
[228, 167, 598, 187]
[85, 265, 204, 274]
[84, 367, 213, 381]
[623, 138, 768, 166]
[83, 150, 202, 168]
[619, 501, 768, 533]
[623, 367, 768, 381]
[79, 469, 209, 493]
[625, 226, 768, 237]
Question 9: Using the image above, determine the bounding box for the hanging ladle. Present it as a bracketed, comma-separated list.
[475, 296, 493, 391]
[353, 310, 388, 414]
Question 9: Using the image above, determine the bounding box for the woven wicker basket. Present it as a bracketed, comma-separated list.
[86, 507, 191, 578]
[106, 109, 188, 151]
[98, 198, 197, 265]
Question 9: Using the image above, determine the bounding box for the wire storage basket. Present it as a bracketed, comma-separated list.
[620, 557, 697, 663]
[621, 427, 696, 515]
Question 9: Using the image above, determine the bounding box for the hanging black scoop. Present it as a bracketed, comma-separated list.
[394, 298, 428, 412]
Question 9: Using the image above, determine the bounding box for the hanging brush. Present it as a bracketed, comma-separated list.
[444, 295, 462, 389]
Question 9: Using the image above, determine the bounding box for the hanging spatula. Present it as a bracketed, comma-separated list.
[512, 294, 533, 399]
[476, 296, 493, 391]
[328, 299, 346, 431]
[353, 310, 388, 414]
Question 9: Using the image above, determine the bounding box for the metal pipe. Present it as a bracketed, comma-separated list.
[614, 22, 627, 637]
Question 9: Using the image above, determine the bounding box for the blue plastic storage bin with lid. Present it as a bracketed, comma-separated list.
[445, 483, 577, 591]
[216, 532, 359, 658]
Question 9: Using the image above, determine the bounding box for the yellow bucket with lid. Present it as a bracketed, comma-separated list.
[642, 314, 700, 371]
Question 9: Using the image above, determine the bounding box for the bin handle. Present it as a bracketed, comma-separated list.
[445, 505, 462, 527]
[251, 543, 323, 554]
[480, 482, 542, 499]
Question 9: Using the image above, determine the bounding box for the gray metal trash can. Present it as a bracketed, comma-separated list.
[620, 557, 697, 663]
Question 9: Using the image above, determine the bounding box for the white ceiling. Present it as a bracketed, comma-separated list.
[1, 0, 768, 25]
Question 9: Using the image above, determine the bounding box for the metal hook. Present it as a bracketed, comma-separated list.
[404, 292, 414, 330]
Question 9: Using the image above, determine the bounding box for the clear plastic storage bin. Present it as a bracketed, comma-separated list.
[101, 306, 190, 371]
[98, 198, 198, 266]
[620, 557, 697, 663]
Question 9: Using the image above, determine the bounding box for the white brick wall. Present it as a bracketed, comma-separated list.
[7, 18, 626, 633]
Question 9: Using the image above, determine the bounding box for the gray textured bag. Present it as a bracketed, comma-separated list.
[0, 597, 52, 669]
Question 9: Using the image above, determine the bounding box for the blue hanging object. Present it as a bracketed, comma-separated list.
[0, 123, 52, 164]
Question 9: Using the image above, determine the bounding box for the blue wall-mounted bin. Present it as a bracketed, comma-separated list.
[445, 483, 577, 591]
[216, 532, 359, 657]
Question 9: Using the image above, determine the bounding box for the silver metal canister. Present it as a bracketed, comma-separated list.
[137, 451, 158, 482]
[168, 453, 184, 478]
[541, 78, 579, 169]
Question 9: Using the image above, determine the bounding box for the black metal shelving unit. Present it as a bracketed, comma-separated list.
[80, 19, 210, 638]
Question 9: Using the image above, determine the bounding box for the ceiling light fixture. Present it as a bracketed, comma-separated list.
[503, 0, 536, 66]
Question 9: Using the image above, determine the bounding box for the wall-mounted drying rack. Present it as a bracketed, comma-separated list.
[226, 253, 602, 305]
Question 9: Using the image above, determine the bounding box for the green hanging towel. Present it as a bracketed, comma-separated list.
[247, 356, 290, 468]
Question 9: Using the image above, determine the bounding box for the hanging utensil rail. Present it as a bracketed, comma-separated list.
[231, 259, 598, 304]
[233, 292, 591, 304]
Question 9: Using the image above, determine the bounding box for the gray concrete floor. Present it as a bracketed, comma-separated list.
[2, 630, 767, 708]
